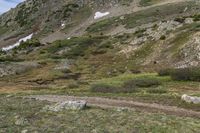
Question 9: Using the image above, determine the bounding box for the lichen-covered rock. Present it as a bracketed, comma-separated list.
[175, 32, 200, 68]
[185, 18, 193, 24]
[0, 62, 39, 77]
[181, 94, 200, 104]
[43, 100, 87, 112]
[21, 129, 28, 133]
[14, 116, 28, 126]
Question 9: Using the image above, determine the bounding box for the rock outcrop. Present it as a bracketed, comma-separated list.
[181, 94, 200, 104]
[0, 62, 39, 77]
[43, 100, 87, 112]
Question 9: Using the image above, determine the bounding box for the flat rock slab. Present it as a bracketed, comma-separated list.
[43, 100, 87, 112]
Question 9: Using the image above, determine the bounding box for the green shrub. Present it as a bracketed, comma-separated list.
[170, 67, 200, 81]
[193, 14, 200, 21]
[139, 0, 152, 6]
[130, 69, 141, 74]
[47, 36, 105, 59]
[68, 82, 79, 89]
[14, 39, 41, 51]
[86, 18, 118, 33]
[174, 17, 185, 23]
[92, 49, 107, 55]
[123, 78, 161, 88]
[91, 84, 138, 93]
[158, 68, 174, 76]
[146, 87, 167, 94]
[160, 35, 166, 40]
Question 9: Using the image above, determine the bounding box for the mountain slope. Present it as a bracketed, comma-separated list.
[0, 0, 199, 92]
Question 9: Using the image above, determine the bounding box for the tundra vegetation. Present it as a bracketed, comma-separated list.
[0, 0, 200, 132]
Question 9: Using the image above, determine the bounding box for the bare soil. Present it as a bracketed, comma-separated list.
[27, 95, 200, 118]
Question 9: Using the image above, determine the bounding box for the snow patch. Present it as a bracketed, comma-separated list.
[61, 23, 65, 27]
[61, 23, 65, 29]
[2, 33, 33, 51]
[94, 11, 110, 19]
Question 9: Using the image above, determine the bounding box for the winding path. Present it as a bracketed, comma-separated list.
[27, 95, 200, 118]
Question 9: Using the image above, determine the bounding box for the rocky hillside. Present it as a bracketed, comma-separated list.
[1, 1, 200, 132]
[0, 0, 133, 45]
[0, 0, 200, 79]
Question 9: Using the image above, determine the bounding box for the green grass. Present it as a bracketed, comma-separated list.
[0, 26, 8, 36]
[0, 95, 200, 132]
[158, 67, 200, 81]
[93, 73, 170, 87]
[139, 0, 161, 6]
[166, 31, 190, 57]
[86, 17, 119, 33]
[44, 36, 107, 59]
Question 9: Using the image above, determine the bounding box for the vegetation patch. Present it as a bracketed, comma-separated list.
[91, 74, 164, 93]
[146, 87, 167, 94]
[123, 78, 161, 88]
[158, 68, 174, 76]
[139, 0, 163, 6]
[86, 17, 119, 33]
[1, 95, 200, 132]
[158, 67, 200, 81]
[13, 39, 41, 51]
[170, 67, 200, 81]
[46, 36, 106, 59]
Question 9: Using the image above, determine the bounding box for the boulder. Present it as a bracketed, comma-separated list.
[43, 100, 87, 112]
[181, 94, 200, 104]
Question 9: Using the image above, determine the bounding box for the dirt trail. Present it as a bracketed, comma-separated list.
[40, 0, 192, 43]
[27, 95, 200, 118]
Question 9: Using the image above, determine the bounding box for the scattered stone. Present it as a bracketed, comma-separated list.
[120, 16, 125, 20]
[185, 18, 193, 24]
[175, 32, 200, 68]
[54, 59, 72, 70]
[0, 62, 39, 77]
[43, 101, 87, 112]
[14, 116, 28, 126]
[181, 94, 200, 104]
[6, 94, 13, 98]
[116, 107, 129, 112]
[21, 129, 28, 133]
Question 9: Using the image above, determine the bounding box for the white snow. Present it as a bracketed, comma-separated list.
[2, 33, 33, 51]
[94, 11, 110, 19]
[61, 23, 65, 27]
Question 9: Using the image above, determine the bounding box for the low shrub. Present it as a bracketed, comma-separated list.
[170, 67, 200, 81]
[160, 35, 166, 40]
[193, 14, 200, 21]
[146, 87, 167, 94]
[91, 83, 138, 93]
[123, 78, 161, 88]
[68, 82, 79, 89]
[130, 69, 141, 74]
[14, 39, 41, 51]
[174, 17, 185, 23]
[158, 68, 174, 76]
[91, 76, 162, 94]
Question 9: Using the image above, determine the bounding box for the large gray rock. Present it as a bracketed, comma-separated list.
[181, 94, 200, 104]
[43, 100, 87, 112]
